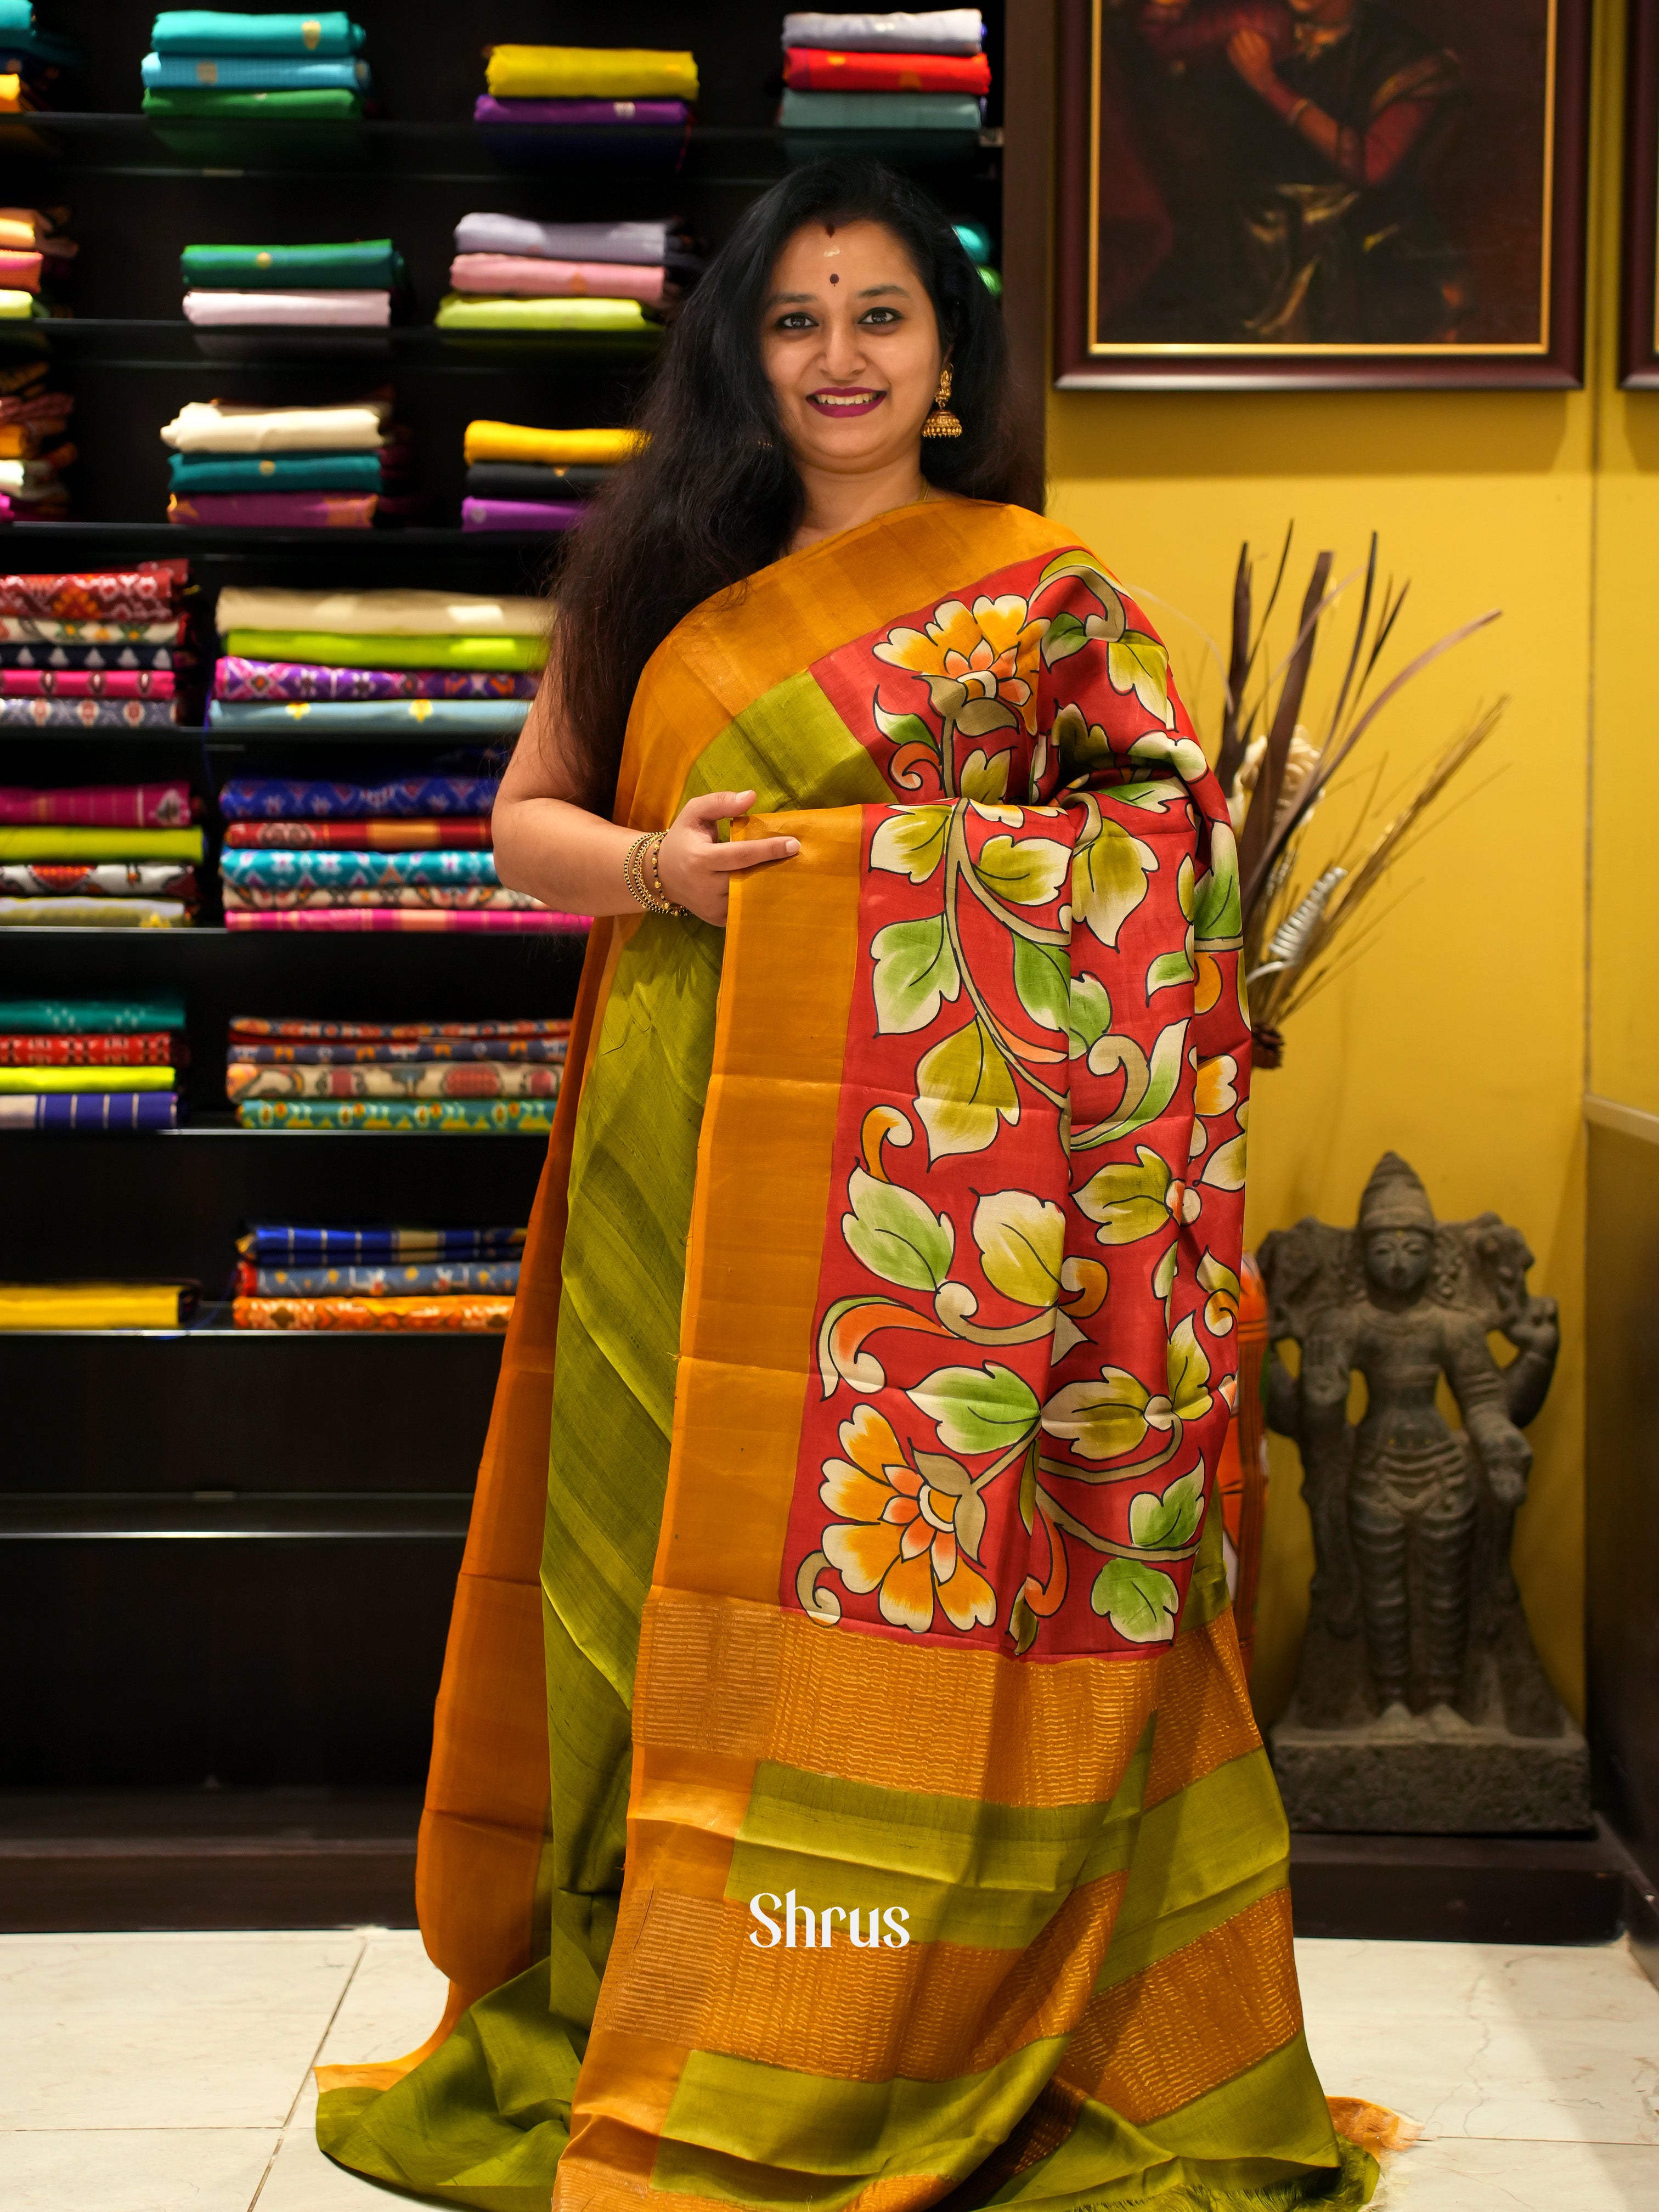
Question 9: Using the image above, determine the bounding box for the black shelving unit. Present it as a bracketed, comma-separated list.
[0, 0, 1019, 1898]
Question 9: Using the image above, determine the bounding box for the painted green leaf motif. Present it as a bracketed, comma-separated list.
[1152, 1242, 1178, 1322]
[956, 697, 1019, 740]
[915, 1017, 1019, 1160]
[1085, 1018, 1189, 1145]
[842, 1165, 955, 1294]
[1091, 1557, 1180, 1643]
[976, 832, 1071, 908]
[1013, 935, 1071, 1035]
[1108, 634, 1173, 727]
[1193, 822, 1243, 945]
[1042, 611, 1091, 666]
[873, 697, 940, 755]
[973, 1189, 1066, 1308]
[959, 746, 1012, 803]
[1166, 1313, 1213, 1424]
[1176, 854, 1195, 922]
[1200, 1130, 1247, 1190]
[1198, 1248, 1241, 1335]
[1018, 1443, 1036, 1534]
[1072, 817, 1156, 946]
[1035, 555, 1129, 636]
[907, 1361, 1040, 1454]
[1129, 729, 1209, 781]
[1128, 1468, 1206, 1550]
[1147, 944, 1197, 997]
[1074, 1144, 1172, 1246]
[1067, 974, 1114, 1060]
[1008, 1589, 1040, 1656]
[871, 805, 950, 884]
[1114, 780, 1175, 814]
[1040, 1368, 1151, 1460]
[870, 914, 960, 1035]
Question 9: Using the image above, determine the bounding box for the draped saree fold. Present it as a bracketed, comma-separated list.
[316, 500, 1378, 2212]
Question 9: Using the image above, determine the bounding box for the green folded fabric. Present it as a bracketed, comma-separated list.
[0, 998, 187, 1033]
[169, 452, 383, 492]
[236, 1098, 555, 1132]
[435, 294, 653, 334]
[142, 87, 362, 116]
[0, 827, 204, 861]
[182, 240, 397, 290]
[779, 91, 985, 132]
[151, 11, 365, 55]
[223, 629, 547, 673]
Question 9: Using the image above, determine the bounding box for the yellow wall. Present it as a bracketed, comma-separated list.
[1041, 6, 1655, 1726]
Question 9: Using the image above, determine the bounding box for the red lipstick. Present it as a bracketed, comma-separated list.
[807, 387, 887, 417]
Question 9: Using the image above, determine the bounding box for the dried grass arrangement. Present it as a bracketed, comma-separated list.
[1187, 531, 1505, 1068]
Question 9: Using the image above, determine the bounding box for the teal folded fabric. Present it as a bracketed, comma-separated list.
[143, 52, 371, 90]
[181, 240, 397, 290]
[0, 3, 32, 31]
[151, 10, 365, 53]
[779, 90, 984, 131]
[0, 997, 187, 1032]
[169, 452, 383, 492]
[207, 698, 529, 733]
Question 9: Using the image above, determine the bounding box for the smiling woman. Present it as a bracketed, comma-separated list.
[315, 156, 1393, 2212]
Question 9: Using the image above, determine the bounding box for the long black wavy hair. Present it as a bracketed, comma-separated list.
[550, 155, 1042, 811]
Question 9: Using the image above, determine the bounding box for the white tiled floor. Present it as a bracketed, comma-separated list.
[0, 1929, 1655, 2209]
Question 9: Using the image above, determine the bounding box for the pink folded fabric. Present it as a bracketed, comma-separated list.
[461, 498, 585, 533]
[448, 253, 667, 304]
[0, 781, 193, 827]
[182, 291, 393, 328]
[225, 907, 590, 934]
[0, 668, 174, 699]
[0, 251, 42, 292]
[168, 493, 378, 529]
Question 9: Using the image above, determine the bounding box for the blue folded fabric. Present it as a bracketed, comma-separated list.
[150, 10, 365, 55]
[249, 1259, 522, 1295]
[242, 1224, 523, 1262]
[207, 698, 529, 733]
[3, 1092, 179, 1131]
[168, 452, 384, 492]
[142, 51, 371, 90]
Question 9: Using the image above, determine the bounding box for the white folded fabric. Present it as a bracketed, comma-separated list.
[160, 398, 392, 453]
[0, 459, 63, 492]
[453, 213, 681, 267]
[182, 290, 392, 328]
[0, 897, 190, 927]
[213, 585, 549, 636]
[781, 10, 984, 52]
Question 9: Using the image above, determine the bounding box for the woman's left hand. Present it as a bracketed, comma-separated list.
[654, 789, 800, 927]
[1227, 26, 1279, 93]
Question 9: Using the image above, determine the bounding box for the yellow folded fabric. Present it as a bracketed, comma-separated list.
[435, 294, 652, 334]
[0, 1068, 174, 1093]
[0, 1283, 188, 1328]
[462, 422, 644, 466]
[0, 290, 33, 319]
[0, 827, 204, 860]
[484, 45, 698, 99]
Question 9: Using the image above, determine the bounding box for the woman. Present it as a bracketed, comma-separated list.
[317, 157, 1381, 2211]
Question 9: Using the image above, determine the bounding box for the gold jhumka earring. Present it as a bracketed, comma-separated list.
[921, 363, 963, 438]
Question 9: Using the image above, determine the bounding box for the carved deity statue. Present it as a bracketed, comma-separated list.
[1260, 1153, 1583, 1831]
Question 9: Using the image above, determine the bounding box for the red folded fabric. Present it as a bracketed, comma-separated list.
[0, 1033, 176, 1065]
[0, 668, 174, 699]
[0, 561, 188, 622]
[223, 818, 494, 849]
[168, 493, 377, 530]
[781, 47, 992, 92]
[0, 781, 194, 826]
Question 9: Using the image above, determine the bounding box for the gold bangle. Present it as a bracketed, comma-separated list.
[623, 829, 684, 918]
[1286, 97, 1312, 128]
[646, 831, 685, 917]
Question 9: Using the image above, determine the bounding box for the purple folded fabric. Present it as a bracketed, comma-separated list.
[216, 657, 540, 703]
[168, 493, 378, 529]
[461, 498, 586, 533]
[472, 97, 691, 127]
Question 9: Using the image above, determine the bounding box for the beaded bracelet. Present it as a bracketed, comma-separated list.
[623, 830, 685, 918]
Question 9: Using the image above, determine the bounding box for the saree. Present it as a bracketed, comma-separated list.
[315, 500, 1376, 2212]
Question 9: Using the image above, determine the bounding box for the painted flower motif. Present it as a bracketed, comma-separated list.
[820, 1404, 997, 1634]
[876, 595, 1048, 732]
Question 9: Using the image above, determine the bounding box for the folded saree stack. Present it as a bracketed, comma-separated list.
[233, 1218, 527, 1327]
[179, 236, 406, 335]
[0, 990, 186, 1130]
[471, 44, 696, 170]
[141, 10, 373, 121]
[780, 9, 989, 136]
[460, 419, 640, 533]
[227, 1015, 567, 1133]
[0, 357, 74, 518]
[0, 561, 195, 720]
[0, 202, 77, 336]
[0, 780, 202, 926]
[440, 211, 689, 337]
[0, 3, 84, 116]
[162, 396, 416, 528]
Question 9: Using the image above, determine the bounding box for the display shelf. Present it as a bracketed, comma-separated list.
[0, 1494, 473, 1538]
[0, 321, 665, 369]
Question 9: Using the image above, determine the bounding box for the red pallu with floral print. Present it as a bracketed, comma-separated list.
[315, 503, 1377, 2212]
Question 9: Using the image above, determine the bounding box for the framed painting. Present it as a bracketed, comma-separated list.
[1623, 0, 1659, 387]
[1054, 0, 1592, 389]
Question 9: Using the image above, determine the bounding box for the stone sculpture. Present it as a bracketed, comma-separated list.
[1260, 1152, 1587, 1831]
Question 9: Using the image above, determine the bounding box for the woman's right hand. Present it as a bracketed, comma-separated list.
[654, 789, 800, 927]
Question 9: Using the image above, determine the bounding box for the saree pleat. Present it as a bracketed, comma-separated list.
[318, 502, 1376, 2212]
